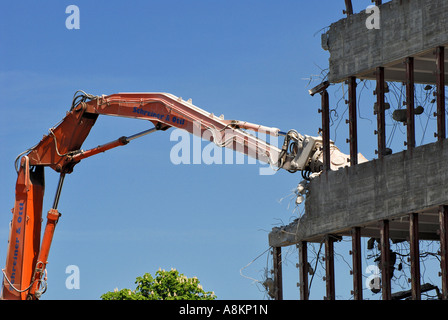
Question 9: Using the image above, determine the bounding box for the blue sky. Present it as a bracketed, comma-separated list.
[0, 0, 442, 300]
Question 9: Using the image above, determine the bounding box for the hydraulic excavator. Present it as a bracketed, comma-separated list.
[1, 90, 360, 300]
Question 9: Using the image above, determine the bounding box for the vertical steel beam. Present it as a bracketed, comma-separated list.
[436, 46, 446, 141]
[376, 67, 387, 158]
[272, 247, 283, 300]
[348, 76, 358, 166]
[344, 0, 353, 16]
[351, 227, 363, 300]
[409, 212, 421, 300]
[405, 57, 416, 150]
[320, 90, 331, 171]
[440, 205, 448, 300]
[325, 236, 335, 300]
[298, 241, 309, 300]
[380, 220, 392, 300]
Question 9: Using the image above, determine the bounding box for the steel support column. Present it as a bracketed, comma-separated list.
[324, 236, 335, 300]
[375, 67, 387, 158]
[409, 212, 421, 300]
[298, 241, 309, 300]
[380, 220, 392, 300]
[320, 90, 331, 171]
[351, 227, 363, 300]
[405, 57, 416, 150]
[436, 46, 446, 141]
[440, 205, 448, 300]
[348, 76, 358, 166]
[272, 247, 283, 300]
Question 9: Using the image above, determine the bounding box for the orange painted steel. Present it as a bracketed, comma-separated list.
[28, 208, 60, 299]
[2, 157, 44, 300]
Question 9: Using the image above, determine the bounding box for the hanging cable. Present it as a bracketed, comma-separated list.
[70, 90, 99, 111]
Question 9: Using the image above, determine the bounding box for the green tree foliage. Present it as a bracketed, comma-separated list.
[101, 268, 216, 300]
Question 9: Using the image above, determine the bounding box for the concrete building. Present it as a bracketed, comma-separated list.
[268, 0, 448, 300]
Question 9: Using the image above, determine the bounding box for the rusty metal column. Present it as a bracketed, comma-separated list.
[324, 236, 335, 300]
[436, 46, 446, 141]
[298, 241, 309, 300]
[405, 57, 416, 150]
[409, 212, 421, 300]
[344, 0, 353, 16]
[375, 67, 387, 158]
[272, 247, 283, 300]
[351, 227, 363, 300]
[440, 205, 448, 300]
[380, 220, 392, 300]
[320, 90, 331, 171]
[347, 77, 358, 166]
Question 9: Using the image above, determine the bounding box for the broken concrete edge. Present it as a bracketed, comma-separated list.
[269, 139, 448, 248]
[322, 0, 448, 84]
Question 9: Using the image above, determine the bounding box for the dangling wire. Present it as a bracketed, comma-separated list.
[239, 247, 272, 290]
[2, 269, 35, 293]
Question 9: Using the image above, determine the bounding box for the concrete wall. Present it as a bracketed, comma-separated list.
[324, 0, 448, 83]
[269, 139, 448, 247]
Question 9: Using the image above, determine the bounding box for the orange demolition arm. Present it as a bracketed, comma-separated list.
[26, 92, 289, 173]
[1, 91, 331, 300]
